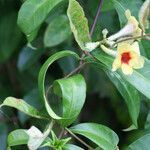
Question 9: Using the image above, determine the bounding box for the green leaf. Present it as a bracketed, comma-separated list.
[53, 74, 86, 126]
[0, 97, 47, 119]
[38, 51, 86, 127]
[141, 39, 150, 59]
[7, 129, 29, 147]
[17, 0, 64, 41]
[106, 71, 140, 128]
[128, 134, 150, 150]
[63, 144, 84, 150]
[70, 123, 119, 150]
[67, 0, 91, 51]
[44, 15, 72, 47]
[121, 58, 150, 99]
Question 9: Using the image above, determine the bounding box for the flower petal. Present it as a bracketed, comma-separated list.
[131, 41, 140, 55]
[130, 56, 144, 69]
[121, 63, 133, 75]
[117, 42, 131, 54]
[125, 9, 139, 30]
[112, 56, 121, 71]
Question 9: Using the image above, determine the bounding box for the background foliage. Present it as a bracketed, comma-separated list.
[0, 0, 150, 149]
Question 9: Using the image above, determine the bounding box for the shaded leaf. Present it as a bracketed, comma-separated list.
[128, 134, 150, 150]
[44, 15, 72, 47]
[17, 46, 44, 71]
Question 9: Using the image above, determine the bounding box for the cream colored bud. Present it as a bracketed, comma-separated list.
[101, 45, 117, 57]
[85, 42, 100, 52]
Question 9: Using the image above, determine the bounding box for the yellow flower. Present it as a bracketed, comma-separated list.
[112, 42, 144, 75]
[125, 10, 142, 37]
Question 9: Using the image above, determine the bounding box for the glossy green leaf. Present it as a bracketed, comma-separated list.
[70, 123, 119, 150]
[38, 51, 86, 127]
[88, 53, 140, 128]
[63, 144, 84, 150]
[67, 0, 91, 51]
[0, 97, 47, 119]
[128, 134, 150, 150]
[17, 0, 64, 41]
[7, 129, 28, 147]
[44, 15, 72, 47]
[106, 71, 140, 128]
[121, 58, 150, 99]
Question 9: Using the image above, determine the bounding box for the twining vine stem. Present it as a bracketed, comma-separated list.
[65, 62, 86, 78]
[90, 0, 104, 36]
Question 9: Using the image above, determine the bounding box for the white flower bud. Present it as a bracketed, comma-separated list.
[26, 126, 44, 150]
[108, 23, 135, 41]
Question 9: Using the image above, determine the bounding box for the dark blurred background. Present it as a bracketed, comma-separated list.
[0, 0, 149, 149]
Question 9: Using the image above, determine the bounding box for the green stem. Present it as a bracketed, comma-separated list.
[65, 127, 94, 150]
[44, 119, 55, 135]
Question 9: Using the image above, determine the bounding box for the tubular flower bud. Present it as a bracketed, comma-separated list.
[101, 45, 117, 57]
[112, 42, 144, 75]
[108, 10, 142, 41]
[139, 0, 150, 32]
[85, 42, 100, 52]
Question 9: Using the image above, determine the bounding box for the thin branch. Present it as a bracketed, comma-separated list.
[65, 62, 86, 78]
[65, 128, 94, 150]
[90, 0, 104, 37]
[113, 33, 150, 46]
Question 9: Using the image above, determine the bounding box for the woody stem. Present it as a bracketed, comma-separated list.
[113, 33, 150, 46]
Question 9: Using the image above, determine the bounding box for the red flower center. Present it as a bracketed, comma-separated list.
[121, 52, 131, 64]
